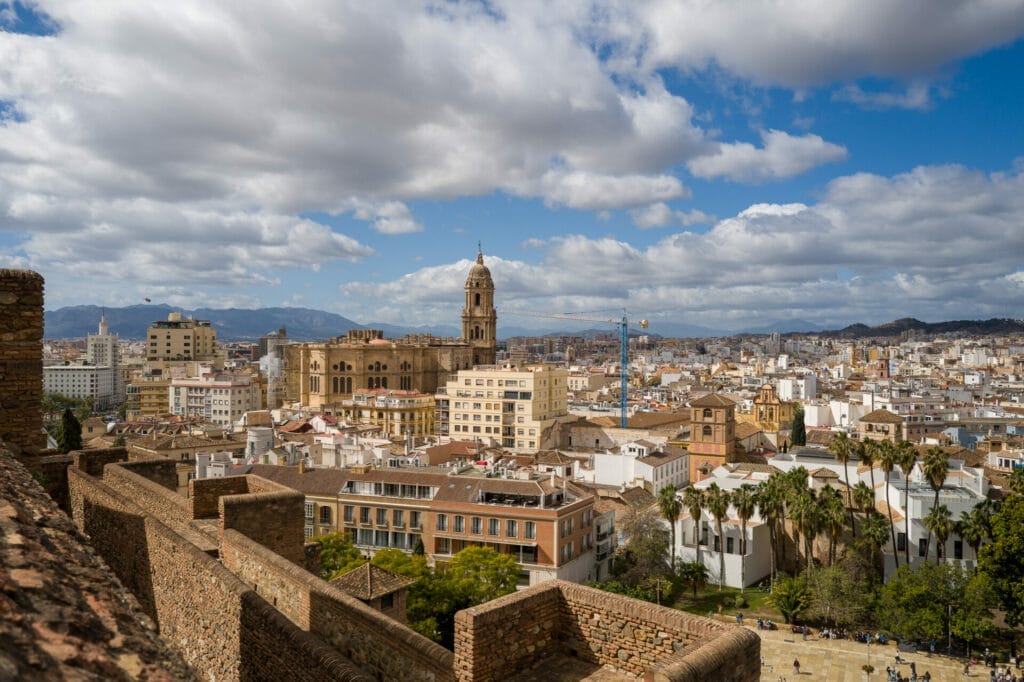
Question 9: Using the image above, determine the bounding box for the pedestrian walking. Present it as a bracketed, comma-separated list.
[793, 658, 800, 675]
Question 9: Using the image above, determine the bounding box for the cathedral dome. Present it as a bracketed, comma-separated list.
[466, 248, 493, 288]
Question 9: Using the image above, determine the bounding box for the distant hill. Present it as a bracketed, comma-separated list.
[817, 317, 1024, 339]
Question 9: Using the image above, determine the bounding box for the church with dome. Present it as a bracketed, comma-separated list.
[283, 248, 497, 411]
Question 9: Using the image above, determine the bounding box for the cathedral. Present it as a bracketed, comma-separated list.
[283, 249, 497, 411]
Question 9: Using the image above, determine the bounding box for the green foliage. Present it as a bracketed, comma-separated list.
[732, 594, 747, 609]
[769, 574, 811, 624]
[314, 532, 366, 579]
[657, 484, 682, 570]
[876, 562, 990, 644]
[370, 548, 429, 580]
[57, 407, 82, 453]
[444, 546, 519, 604]
[976, 493, 1024, 627]
[791, 405, 806, 446]
[113, 434, 126, 447]
[808, 563, 873, 628]
[676, 561, 709, 598]
[614, 507, 671, 585]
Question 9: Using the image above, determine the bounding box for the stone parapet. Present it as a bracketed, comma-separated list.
[0, 269, 44, 452]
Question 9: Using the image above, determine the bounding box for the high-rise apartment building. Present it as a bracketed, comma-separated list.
[146, 312, 218, 362]
[169, 372, 262, 427]
[86, 313, 123, 403]
[438, 365, 568, 451]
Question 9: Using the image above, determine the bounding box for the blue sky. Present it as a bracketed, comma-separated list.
[1, 1, 1023, 333]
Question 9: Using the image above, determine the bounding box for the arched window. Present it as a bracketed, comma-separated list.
[474, 293, 481, 306]
[703, 408, 713, 420]
[381, 377, 387, 389]
[367, 377, 374, 389]
[333, 377, 339, 393]
[702, 425, 712, 437]
[344, 377, 352, 393]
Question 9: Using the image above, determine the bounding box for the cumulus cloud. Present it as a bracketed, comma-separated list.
[688, 130, 848, 183]
[630, 202, 714, 229]
[350, 164, 1024, 329]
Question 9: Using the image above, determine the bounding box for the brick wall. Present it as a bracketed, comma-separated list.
[72, 447, 133, 477]
[221, 529, 455, 682]
[67, 467, 369, 681]
[190, 476, 250, 518]
[453, 580, 760, 682]
[0, 269, 44, 453]
[220, 488, 306, 566]
[16, 451, 72, 511]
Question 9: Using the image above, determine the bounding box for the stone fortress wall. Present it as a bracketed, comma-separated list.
[0, 268, 759, 681]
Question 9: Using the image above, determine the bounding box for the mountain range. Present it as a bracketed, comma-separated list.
[42, 305, 1023, 342]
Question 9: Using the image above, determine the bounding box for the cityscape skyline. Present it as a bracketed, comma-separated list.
[2, 2, 1023, 331]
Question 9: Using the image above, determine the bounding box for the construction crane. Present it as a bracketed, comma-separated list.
[502, 309, 648, 428]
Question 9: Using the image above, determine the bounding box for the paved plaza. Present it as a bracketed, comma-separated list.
[753, 623, 1007, 682]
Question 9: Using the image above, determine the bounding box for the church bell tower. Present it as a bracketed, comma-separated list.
[462, 245, 497, 366]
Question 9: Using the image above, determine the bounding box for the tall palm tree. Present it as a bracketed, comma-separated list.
[860, 513, 891, 581]
[852, 480, 874, 522]
[819, 487, 846, 566]
[923, 504, 952, 565]
[922, 447, 949, 561]
[783, 466, 810, 572]
[756, 475, 786, 587]
[682, 485, 705, 568]
[790, 489, 820, 573]
[657, 484, 683, 571]
[829, 432, 856, 537]
[858, 438, 878, 495]
[732, 484, 756, 592]
[956, 509, 984, 568]
[877, 439, 900, 569]
[704, 483, 730, 591]
[896, 441, 917, 566]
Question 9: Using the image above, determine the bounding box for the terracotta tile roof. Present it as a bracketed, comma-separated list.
[734, 422, 762, 439]
[626, 412, 690, 429]
[806, 430, 834, 446]
[638, 449, 687, 466]
[690, 393, 736, 408]
[534, 450, 575, 466]
[247, 465, 350, 495]
[330, 563, 414, 600]
[860, 409, 903, 424]
[620, 486, 655, 509]
[811, 467, 840, 480]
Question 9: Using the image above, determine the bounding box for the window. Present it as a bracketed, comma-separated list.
[954, 539, 963, 560]
[304, 502, 314, 520]
[726, 536, 734, 554]
[377, 508, 387, 526]
[319, 506, 332, 525]
[561, 542, 573, 563]
[437, 538, 451, 554]
[380, 593, 394, 610]
[410, 511, 421, 529]
[524, 521, 536, 539]
[436, 514, 448, 532]
[919, 538, 927, 558]
[897, 532, 906, 551]
[703, 408, 713, 419]
[454, 515, 465, 533]
[343, 506, 354, 523]
[506, 520, 517, 537]
[488, 518, 499, 536]
[393, 509, 404, 527]
[471, 517, 482, 534]
[360, 507, 370, 524]
[702, 425, 712, 437]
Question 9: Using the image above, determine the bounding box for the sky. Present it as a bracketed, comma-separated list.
[2, 1, 1023, 334]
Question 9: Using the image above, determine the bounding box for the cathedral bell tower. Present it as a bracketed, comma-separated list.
[462, 245, 497, 366]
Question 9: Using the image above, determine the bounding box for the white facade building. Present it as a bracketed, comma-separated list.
[169, 373, 262, 427]
[592, 439, 687, 495]
[86, 314, 124, 404]
[43, 363, 117, 410]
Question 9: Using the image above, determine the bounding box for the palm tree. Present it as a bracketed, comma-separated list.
[852, 480, 874, 524]
[790, 489, 820, 573]
[682, 485, 705, 568]
[956, 509, 984, 568]
[877, 439, 901, 569]
[860, 512, 891, 580]
[922, 447, 949, 561]
[704, 483, 730, 591]
[819, 487, 846, 566]
[732, 484, 756, 592]
[858, 438, 878, 495]
[829, 432, 856, 537]
[657, 484, 683, 571]
[896, 441, 917, 566]
[923, 504, 953, 565]
[756, 475, 785, 588]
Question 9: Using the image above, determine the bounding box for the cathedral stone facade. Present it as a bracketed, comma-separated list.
[284, 249, 497, 412]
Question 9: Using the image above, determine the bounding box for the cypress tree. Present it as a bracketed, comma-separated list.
[58, 407, 82, 454]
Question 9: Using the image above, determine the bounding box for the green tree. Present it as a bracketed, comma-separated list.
[921, 447, 949, 561]
[895, 441, 918, 566]
[791, 405, 806, 446]
[732, 484, 756, 591]
[860, 512, 891, 581]
[756, 474, 786, 587]
[371, 548, 430, 581]
[923, 504, 953, 565]
[790, 488, 820, 573]
[682, 485, 705, 568]
[829, 432, 856, 537]
[809, 563, 873, 628]
[676, 561, 709, 599]
[877, 440, 901, 569]
[769, 574, 811, 624]
[819, 487, 846, 567]
[74, 396, 95, 422]
[704, 483, 730, 590]
[314, 532, 366, 579]
[976, 493, 1024, 626]
[657, 484, 682, 571]
[857, 438, 878, 496]
[57, 407, 82, 454]
[444, 546, 519, 604]
[614, 507, 671, 586]
[955, 509, 985, 567]
[852, 480, 874, 520]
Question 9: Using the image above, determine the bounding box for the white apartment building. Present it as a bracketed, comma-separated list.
[169, 373, 262, 427]
[87, 314, 124, 403]
[43, 363, 117, 409]
[592, 439, 687, 495]
[441, 364, 568, 452]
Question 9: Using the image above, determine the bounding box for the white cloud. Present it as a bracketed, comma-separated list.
[832, 82, 934, 110]
[630, 202, 714, 228]
[688, 130, 847, 183]
[351, 164, 1024, 329]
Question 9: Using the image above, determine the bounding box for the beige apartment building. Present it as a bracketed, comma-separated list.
[169, 372, 263, 427]
[146, 312, 218, 362]
[438, 365, 568, 452]
[336, 389, 436, 438]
